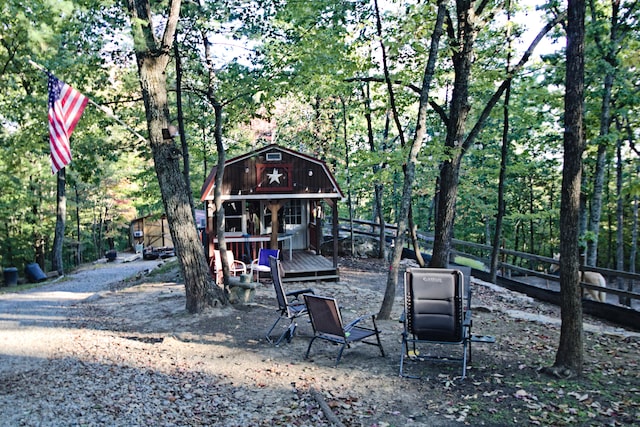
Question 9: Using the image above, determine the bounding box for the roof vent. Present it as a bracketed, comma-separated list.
[266, 152, 282, 162]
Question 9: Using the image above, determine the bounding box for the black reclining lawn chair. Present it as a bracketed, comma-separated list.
[265, 255, 314, 345]
[400, 268, 493, 379]
[303, 294, 385, 366]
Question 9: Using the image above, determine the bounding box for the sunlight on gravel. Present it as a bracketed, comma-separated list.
[1, 255, 638, 426]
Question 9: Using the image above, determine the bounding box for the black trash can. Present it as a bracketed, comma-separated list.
[25, 263, 47, 283]
[3, 267, 18, 286]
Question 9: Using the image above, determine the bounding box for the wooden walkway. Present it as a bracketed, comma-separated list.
[280, 250, 339, 283]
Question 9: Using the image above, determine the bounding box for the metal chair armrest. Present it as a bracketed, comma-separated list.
[286, 288, 315, 300]
[344, 314, 376, 332]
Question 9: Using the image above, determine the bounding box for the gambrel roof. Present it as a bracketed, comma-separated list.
[200, 144, 344, 202]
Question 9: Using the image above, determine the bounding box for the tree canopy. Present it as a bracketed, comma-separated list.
[1, 0, 638, 333]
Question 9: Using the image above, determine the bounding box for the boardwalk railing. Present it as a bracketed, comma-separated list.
[337, 217, 640, 307]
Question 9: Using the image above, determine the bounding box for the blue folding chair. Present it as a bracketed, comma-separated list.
[250, 248, 280, 282]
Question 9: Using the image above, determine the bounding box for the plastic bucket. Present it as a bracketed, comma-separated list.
[3, 267, 18, 286]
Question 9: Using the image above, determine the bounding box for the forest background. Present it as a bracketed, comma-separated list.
[0, 1, 638, 291]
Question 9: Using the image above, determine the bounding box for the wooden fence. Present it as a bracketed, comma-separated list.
[337, 217, 640, 307]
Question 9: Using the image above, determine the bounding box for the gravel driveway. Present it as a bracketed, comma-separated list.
[0, 257, 459, 426]
[2, 256, 637, 426]
[0, 257, 161, 375]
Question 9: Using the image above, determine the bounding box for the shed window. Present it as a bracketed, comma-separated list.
[223, 201, 243, 233]
[266, 152, 282, 161]
[284, 200, 302, 225]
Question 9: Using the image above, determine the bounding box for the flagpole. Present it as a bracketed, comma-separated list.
[28, 59, 148, 144]
[84, 98, 148, 144]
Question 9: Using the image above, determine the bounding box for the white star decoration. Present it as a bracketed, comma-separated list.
[267, 168, 284, 184]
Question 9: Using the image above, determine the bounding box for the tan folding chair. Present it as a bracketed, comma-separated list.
[303, 294, 385, 366]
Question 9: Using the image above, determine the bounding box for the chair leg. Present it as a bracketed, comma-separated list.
[305, 336, 318, 359]
[461, 340, 468, 380]
[374, 328, 385, 357]
[460, 325, 471, 379]
[274, 328, 288, 346]
[334, 343, 347, 367]
[399, 333, 407, 377]
[275, 322, 296, 346]
[265, 316, 283, 344]
[287, 323, 297, 343]
[399, 335, 419, 378]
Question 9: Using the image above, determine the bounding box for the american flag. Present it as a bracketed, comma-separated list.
[48, 74, 88, 174]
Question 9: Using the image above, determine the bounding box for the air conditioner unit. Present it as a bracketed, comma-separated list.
[133, 230, 144, 238]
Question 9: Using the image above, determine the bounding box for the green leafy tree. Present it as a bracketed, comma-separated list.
[125, 0, 226, 312]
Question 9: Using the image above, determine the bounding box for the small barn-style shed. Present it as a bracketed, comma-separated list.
[130, 214, 172, 250]
[200, 144, 344, 282]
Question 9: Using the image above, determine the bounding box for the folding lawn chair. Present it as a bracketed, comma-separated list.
[400, 268, 493, 379]
[265, 255, 314, 345]
[303, 294, 385, 366]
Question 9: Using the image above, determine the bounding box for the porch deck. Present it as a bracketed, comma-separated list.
[279, 250, 339, 283]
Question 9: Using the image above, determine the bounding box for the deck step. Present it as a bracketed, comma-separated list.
[282, 273, 340, 283]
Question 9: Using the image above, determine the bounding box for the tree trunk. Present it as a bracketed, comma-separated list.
[586, 0, 621, 267]
[375, 184, 386, 259]
[30, 176, 46, 270]
[429, 0, 476, 269]
[614, 128, 627, 305]
[74, 184, 82, 266]
[408, 205, 425, 266]
[127, 0, 225, 313]
[212, 103, 231, 285]
[361, 82, 386, 259]
[490, 2, 513, 282]
[268, 201, 283, 249]
[614, 118, 633, 304]
[626, 119, 638, 300]
[431, 155, 462, 267]
[174, 36, 195, 220]
[341, 97, 355, 257]
[490, 81, 511, 284]
[199, 24, 232, 285]
[378, 0, 445, 320]
[52, 168, 66, 275]
[549, 0, 586, 378]
[487, 0, 512, 283]
[430, 7, 565, 268]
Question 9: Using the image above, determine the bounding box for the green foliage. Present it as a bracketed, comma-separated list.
[0, 0, 638, 273]
[0, 0, 158, 270]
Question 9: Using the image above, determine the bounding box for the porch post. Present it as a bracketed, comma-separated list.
[267, 200, 283, 250]
[332, 200, 339, 268]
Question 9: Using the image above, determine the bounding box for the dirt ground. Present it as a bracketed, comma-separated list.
[59, 256, 640, 426]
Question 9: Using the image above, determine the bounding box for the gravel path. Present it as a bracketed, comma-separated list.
[0, 257, 393, 427]
[0, 257, 161, 375]
[0, 257, 461, 426]
[2, 257, 637, 426]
